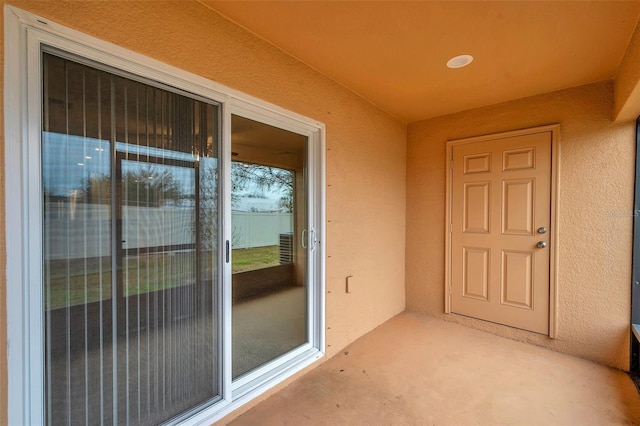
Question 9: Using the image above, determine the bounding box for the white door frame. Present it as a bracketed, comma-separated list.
[444, 124, 560, 338]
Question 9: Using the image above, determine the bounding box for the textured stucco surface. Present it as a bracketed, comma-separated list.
[406, 81, 635, 371]
[1, 1, 407, 423]
[3, 1, 639, 424]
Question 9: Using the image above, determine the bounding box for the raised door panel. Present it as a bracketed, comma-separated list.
[462, 247, 490, 301]
[503, 147, 535, 171]
[464, 153, 491, 174]
[463, 182, 490, 234]
[501, 250, 533, 309]
[502, 179, 534, 235]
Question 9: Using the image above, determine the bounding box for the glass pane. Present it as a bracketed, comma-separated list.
[231, 115, 308, 379]
[42, 52, 220, 425]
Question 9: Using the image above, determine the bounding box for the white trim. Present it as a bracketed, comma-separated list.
[5, 5, 29, 425]
[444, 146, 453, 315]
[220, 100, 234, 406]
[310, 126, 327, 353]
[444, 124, 560, 338]
[187, 350, 322, 425]
[5, 5, 326, 425]
[549, 127, 561, 339]
[26, 26, 47, 426]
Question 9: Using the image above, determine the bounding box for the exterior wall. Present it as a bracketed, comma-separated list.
[1, 1, 407, 423]
[406, 81, 634, 371]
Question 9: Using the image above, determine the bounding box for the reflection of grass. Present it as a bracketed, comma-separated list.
[46, 246, 280, 309]
[122, 252, 197, 296]
[46, 256, 113, 310]
[46, 252, 209, 309]
[232, 245, 280, 273]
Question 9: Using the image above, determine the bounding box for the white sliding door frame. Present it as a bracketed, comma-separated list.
[4, 5, 326, 425]
[228, 102, 325, 398]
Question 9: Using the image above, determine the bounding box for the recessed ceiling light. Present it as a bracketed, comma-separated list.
[447, 54, 474, 69]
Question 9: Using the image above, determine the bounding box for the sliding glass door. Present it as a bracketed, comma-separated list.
[230, 115, 309, 380]
[42, 52, 220, 424]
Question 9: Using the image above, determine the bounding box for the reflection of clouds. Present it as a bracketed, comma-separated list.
[234, 196, 282, 212]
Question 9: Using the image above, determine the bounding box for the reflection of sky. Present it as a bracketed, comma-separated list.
[233, 196, 281, 212]
[42, 132, 284, 211]
[42, 132, 202, 197]
[43, 132, 110, 196]
[232, 161, 291, 211]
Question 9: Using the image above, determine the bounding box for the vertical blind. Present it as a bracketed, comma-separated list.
[42, 52, 220, 425]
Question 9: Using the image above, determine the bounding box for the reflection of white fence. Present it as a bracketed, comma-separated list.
[45, 203, 111, 260]
[123, 206, 195, 250]
[44, 202, 292, 260]
[232, 212, 293, 249]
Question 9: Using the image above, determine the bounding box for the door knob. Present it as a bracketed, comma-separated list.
[537, 227, 547, 234]
[537, 241, 547, 248]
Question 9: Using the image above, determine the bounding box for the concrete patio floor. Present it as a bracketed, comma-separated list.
[223, 312, 640, 425]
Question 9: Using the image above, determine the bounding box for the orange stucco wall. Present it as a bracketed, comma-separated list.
[407, 81, 635, 371]
[2, 1, 638, 424]
[1, 1, 407, 422]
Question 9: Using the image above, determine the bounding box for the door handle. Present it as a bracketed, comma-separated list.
[310, 227, 317, 251]
[537, 241, 547, 248]
[301, 228, 318, 250]
[537, 227, 547, 234]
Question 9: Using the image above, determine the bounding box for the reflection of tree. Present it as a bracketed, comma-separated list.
[80, 166, 188, 207]
[121, 166, 186, 207]
[198, 159, 219, 250]
[76, 173, 111, 205]
[232, 162, 294, 213]
[196, 161, 294, 252]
